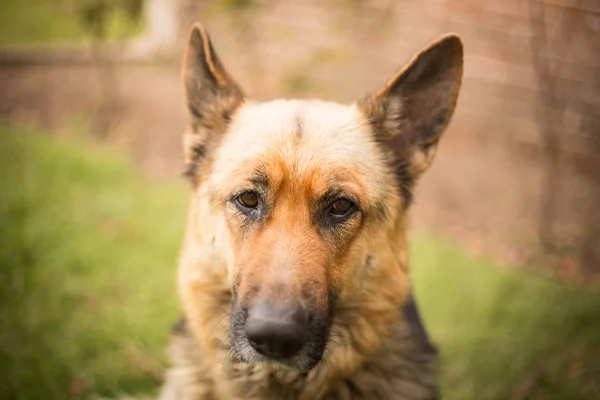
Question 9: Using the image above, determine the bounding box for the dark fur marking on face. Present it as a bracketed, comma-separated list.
[372, 200, 389, 221]
[250, 169, 270, 189]
[294, 114, 304, 142]
[392, 165, 416, 209]
[319, 188, 360, 208]
[301, 283, 316, 303]
[188, 102, 203, 120]
[364, 255, 372, 269]
[183, 144, 208, 183]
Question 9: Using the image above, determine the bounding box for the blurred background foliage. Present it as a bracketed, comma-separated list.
[0, 0, 144, 45]
[0, 0, 599, 399]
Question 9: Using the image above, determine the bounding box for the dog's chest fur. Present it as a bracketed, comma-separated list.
[159, 300, 438, 400]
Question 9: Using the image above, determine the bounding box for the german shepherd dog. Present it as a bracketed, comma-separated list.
[159, 23, 463, 400]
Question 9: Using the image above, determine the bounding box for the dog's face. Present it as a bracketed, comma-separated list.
[179, 24, 462, 371]
[211, 100, 396, 370]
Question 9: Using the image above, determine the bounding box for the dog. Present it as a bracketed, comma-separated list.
[159, 22, 463, 400]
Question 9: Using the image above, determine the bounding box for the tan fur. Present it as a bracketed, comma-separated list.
[160, 23, 463, 400]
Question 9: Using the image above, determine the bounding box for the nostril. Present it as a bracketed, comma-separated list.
[246, 323, 305, 358]
[244, 300, 308, 360]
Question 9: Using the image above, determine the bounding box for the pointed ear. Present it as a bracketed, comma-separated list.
[182, 23, 244, 184]
[358, 34, 463, 206]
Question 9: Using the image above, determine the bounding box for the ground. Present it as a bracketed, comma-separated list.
[1, 125, 599, 399]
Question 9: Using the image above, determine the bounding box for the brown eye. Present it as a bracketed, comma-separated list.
[237, 192, 259, 208]
[330, 198, 353, 216]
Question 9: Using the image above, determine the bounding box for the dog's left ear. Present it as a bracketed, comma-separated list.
[359, 34, 463, 206]
[182, 23, 245, 184]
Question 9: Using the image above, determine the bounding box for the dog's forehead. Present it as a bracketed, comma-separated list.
[211, 99, 388, 190]
[228, 99, 369, 151]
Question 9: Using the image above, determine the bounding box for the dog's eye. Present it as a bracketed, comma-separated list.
[237, 191, 259, 208]
[329, 199, 354, 217]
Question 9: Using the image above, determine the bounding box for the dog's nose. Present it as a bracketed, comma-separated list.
[245, 300, 309, 359]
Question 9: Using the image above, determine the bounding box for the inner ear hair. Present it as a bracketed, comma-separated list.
[358, 33, 463, 206]
[182, 23, 245, 185]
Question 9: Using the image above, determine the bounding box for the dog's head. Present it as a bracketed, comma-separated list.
[179, 24, 462, 372]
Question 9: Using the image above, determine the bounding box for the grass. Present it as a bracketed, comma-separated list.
[0, 0, 142, 45]
[1, 124, 599, 399]
[0, 125, 186, 399]
[411, 241, 600, 400]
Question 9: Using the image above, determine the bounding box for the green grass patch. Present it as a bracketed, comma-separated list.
[0, 124, 599, 399]
[0, 0, 142, 45]
[411, 235, 600, 399]
[0, 125, 186, 399]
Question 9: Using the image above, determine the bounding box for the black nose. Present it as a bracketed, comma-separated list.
[244, 300, 309, 359]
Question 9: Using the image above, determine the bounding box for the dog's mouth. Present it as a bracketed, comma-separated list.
[230, 300, 332, 371]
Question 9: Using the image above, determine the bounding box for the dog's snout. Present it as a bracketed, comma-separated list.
[244, 300, 309, 359]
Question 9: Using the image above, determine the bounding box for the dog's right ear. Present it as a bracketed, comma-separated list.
[182, 23, 244, 184]
[358, 34, 463, 207]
